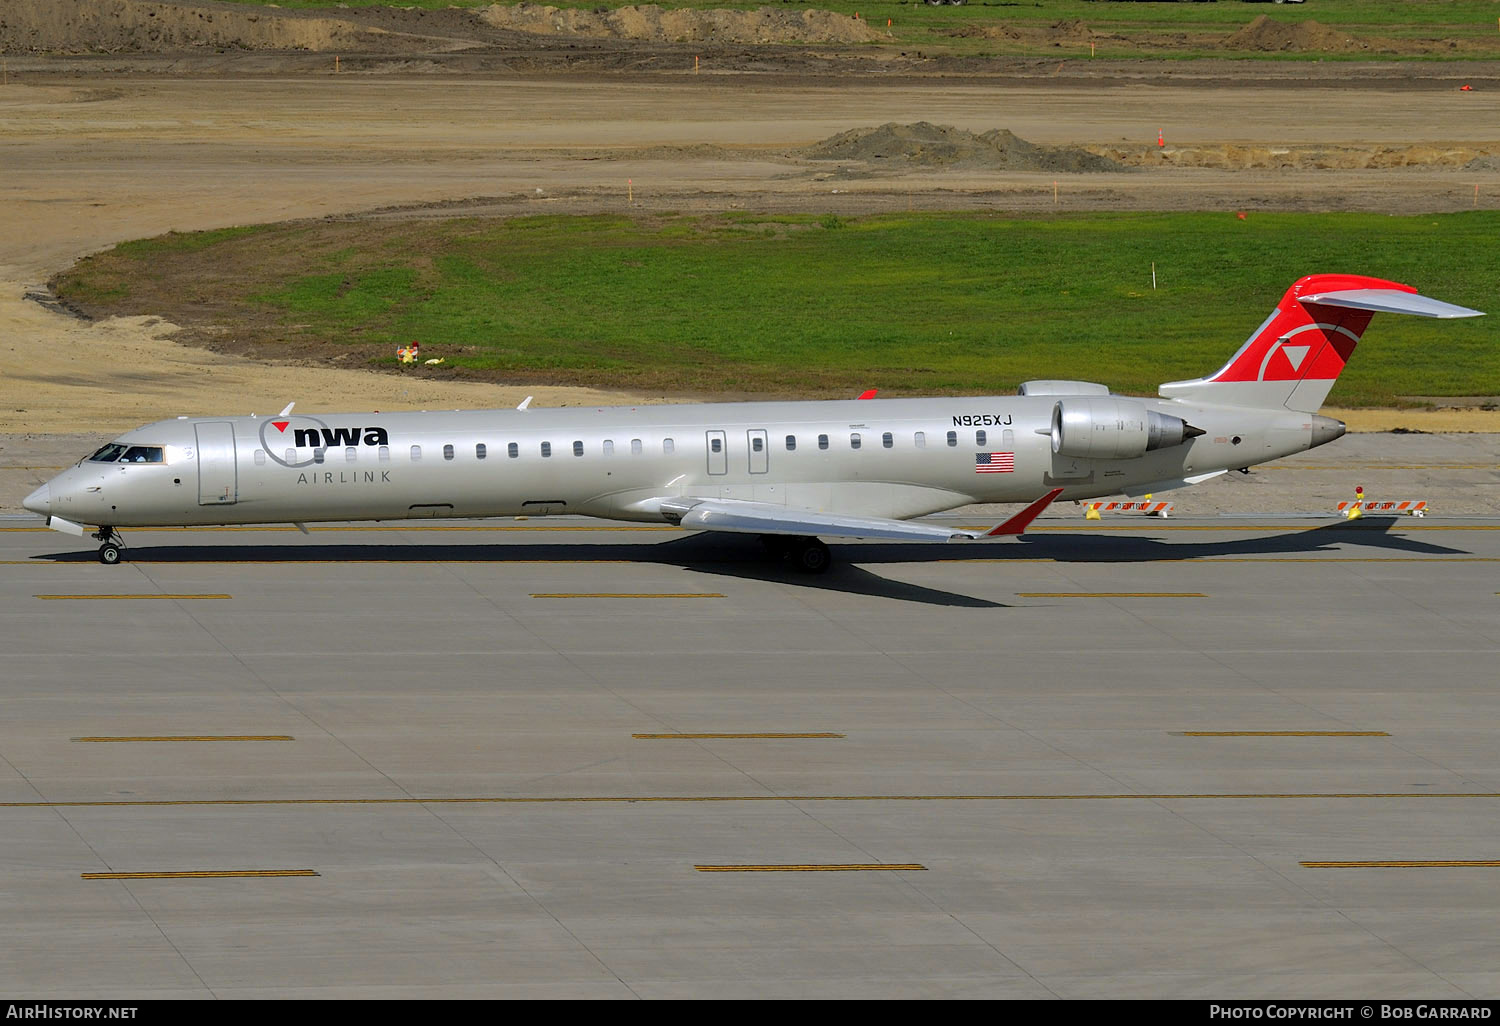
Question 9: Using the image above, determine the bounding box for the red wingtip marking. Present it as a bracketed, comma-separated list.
[272, 421, 290, 432]
[857, 389, 878, 400]
[986, 487, 1065, 537]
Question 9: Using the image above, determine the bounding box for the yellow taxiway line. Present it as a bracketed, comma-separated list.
[530, 592, 723, 599]
[633, 733, 844, 740]
[1301, 861, 1500, 869]
[1017, 592, 1206, 598]
[72, 736, 294, 743]
[34, 594, 231, 600]
[1178, 731, 1390, 737]
[695, 864, 927, 873]
[82, 870, 319, 880]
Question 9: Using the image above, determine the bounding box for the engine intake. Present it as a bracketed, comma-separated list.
[1051, 399, 1203, 460]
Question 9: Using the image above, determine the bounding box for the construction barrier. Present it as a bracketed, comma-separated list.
[1338, 500, 1427, 518]
[1083, 500, 1173, 520]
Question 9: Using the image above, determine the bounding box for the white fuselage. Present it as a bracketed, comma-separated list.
[32, 395, 1330, 530]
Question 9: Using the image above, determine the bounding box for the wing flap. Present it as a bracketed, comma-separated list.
[658, 490, 1063, 543]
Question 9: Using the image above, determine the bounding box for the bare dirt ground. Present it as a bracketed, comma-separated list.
[2, 5, 1500, 513]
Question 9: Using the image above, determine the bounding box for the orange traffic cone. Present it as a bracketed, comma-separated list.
[1157, 129, 1164, 147]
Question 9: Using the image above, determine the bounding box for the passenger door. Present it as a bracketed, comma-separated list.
[706, 430, 727, 476]
[195, 422, 238, 505]
[747, 429, 768, 474]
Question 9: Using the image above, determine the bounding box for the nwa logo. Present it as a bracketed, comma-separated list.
[258, 415, 390, 468]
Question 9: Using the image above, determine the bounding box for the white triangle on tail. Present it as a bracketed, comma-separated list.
[1282, 345, 1310, 371]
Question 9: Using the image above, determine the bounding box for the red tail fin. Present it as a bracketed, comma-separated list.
[1158, 274, 1481, 413]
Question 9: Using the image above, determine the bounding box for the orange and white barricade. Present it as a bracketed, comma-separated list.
[1082, 500, 1173, 521]
[1339, 499, 1426, 518]
[1340, 486, 1426, 519]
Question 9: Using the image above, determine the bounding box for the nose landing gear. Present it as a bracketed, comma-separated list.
[91, 526, 124, 565]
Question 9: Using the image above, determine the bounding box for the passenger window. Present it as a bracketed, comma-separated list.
[254, 449, 266, 466]
[508, 442, 519, 459]
[378, 445, 390, 463]
[946, 431, 957, 447]
[663, 438, 675, 454]
[285, 449, 296, 464]
[976, 430, 987, 447]
[882, 432, 893, 449]
[914, 431, 926, 449]
[443, 444, 455, 461]
[476, 443, 487, 460]
[752, 437, 764, 453]
[122, 446, 164, 463]
[573, 441, 584, 457]
[603, 440, 614, 456]
[818, 434, 829, 450]
[850, 433, 861, 450]
[710, 438, 722, 454]
[313, 448, 325, 465]
[345, 446, 357, 463]
[88, 443, 128, 463]
[541, 442, 552, 458]
[785, 435, 796, 451]
[630, 438, 642, 455]
[411, 445, 422, 462]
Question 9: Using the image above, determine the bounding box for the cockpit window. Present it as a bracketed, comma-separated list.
[89, 444, 129, 463]
[120, 446, 165, 464]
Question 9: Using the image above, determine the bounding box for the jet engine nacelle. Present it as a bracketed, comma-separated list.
[1050, 398, 1201, 460]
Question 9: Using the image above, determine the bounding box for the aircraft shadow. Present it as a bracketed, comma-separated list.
[33, 518, 1464, 606]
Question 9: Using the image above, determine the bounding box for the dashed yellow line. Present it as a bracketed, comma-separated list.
[82, 870, 318, 880]
[1018, 592, 1205, 598]
[6, 792, 1500, 809]
[72, 736, 294, 743]
[1179, 731, 1389, 737]
[695, 864, 926, 873]
[633, 733, 844, 740]
[531, 592, 723, 599]
[34, 594, 231, 600]
[1301, 861, 1500, 869]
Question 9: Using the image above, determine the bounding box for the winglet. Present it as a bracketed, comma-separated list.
[857, 389, 878, 400]
[984, 487, 1064, 537]
[517, 396, 533, 411]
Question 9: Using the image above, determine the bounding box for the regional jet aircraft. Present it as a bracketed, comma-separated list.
[24, 274, 1483, 571]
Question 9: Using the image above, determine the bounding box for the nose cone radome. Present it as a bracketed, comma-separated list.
[22, 483, 50, 515]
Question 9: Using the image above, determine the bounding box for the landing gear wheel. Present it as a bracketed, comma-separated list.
[792, 538, 831, 575]
[98, 542, 122, 565]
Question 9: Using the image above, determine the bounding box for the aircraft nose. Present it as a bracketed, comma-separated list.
[22, 483, 50, 515]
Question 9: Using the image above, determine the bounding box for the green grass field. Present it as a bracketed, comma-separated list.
[209, 0, 1500, 60]
[53, 211, 1499, 406]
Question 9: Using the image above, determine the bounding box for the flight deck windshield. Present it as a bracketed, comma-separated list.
[89, 444, 164, 464]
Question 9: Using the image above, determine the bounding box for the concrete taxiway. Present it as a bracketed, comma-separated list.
[3, 508, 1500, 998]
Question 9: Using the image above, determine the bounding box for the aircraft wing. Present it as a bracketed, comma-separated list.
[657, 488, 1063, 543]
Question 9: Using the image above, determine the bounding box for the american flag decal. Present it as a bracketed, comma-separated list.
[975, 452, 1015, 474]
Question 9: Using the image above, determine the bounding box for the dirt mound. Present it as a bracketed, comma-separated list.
[478, 4, 884, 45]
[1224, 15, 1365, 53]
[0, 0, 458, 54]
[946, 19, 1096, 45]
[799, 122, 1122, 173]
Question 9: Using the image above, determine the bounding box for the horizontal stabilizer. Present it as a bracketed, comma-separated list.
[1300, 289, 1484, 319]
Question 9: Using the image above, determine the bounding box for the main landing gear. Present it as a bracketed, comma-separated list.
[92, 526, 124, 565]
[760, 535, 831, 574]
